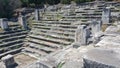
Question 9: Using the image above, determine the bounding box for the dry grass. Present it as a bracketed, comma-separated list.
[102, 24, 108, 32]
[0, 28, 3, 32]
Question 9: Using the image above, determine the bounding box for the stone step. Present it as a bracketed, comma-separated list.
[33, 23, 76, 29]
[26, 37, 62, 48]
[36, 21, 73, 25]
[33, 24, 77, 29]
[8, 22, 19, 25]
[82, 15, 102, 17]
[0, 39, 24, 48]
[38, 21, 76, 28]
[28, 42, 57, 53]
[0, 30, 26, 35]
[58, 25, 77, 28]
[0, 43, 23, 54]
[32, 28, 75, 37]
[33, 22, 77, 28]
[79, 16, 101, 18]
[28, 34, 71, 45]
[44, 12, 58, 14]
[63, 15, 101, 19]
[8, 23, 19, 26]
[33, 23, 52, 27]
[23, 47, 47, 56]
[61, 19, 76, 22]
[82, 13, 102, 15]
[40, 19, 58, 21]
[0, 35, 26, 43]
[0, 30, 28, 38]
[51, 27, 76, 32]
[32, 27, 75, 34]
[10, 26, 22, 30]
[45, 29, 75, 37]
[30, 30, 74, 41]
[0, 48, 22, 59]
[63, 16, 82, 18]
[33, 26, 51, 30]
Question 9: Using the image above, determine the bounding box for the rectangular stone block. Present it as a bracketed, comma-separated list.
[1, 54, 16, 68]
[75, 25, 88, 45]
[18, 15, 28, 30]
[91, 20, 102, 35]
[35, 9, 40, 21]
[83, 48, 120, 68]
[102, 7, 111, 24]
[0, 18, 9, 30]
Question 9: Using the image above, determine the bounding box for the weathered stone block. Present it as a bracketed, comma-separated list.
[1, 54, 16, 68]
[72, 42, 81, 48]
[0, 18, 9, 30]
[102, 7, 111, 24]
[83, 48, 120, 68]
[35, 9, 40, 21]
[91, 20, 102, 35]
[25, 57, 57, 68]
[18, 15, 28, 30]
[75, 25, 87, 45]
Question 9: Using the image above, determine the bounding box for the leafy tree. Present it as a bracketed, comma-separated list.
[46, 0, 60, 5]
[74, 0, 85, 4]
[60, 0, 72, 4]
[0, 0, 21, 18]
[20, 0, 29, 7]
[74, 0, 94, 4]
[20, 0, 45, 8]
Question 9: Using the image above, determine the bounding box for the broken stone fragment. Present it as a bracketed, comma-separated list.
[25, 57, 57, 68]
[1, 54, 17, 68]
[92, 31, 104, 44]
[72, 42, 81, 48]
[83, 48, 120, 68]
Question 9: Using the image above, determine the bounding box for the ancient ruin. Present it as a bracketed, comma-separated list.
[0, 0, 120, 68]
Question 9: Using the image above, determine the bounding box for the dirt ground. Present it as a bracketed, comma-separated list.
[14, 53, 37, 68]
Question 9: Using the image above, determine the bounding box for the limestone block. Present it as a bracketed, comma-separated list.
[83, 48, 120, 68]
[18, 15, 27, 29]
[0, 18, 9, 30]
[26, 57, 57, 68]
[62, 60, 83, 68]
[72, 42, 81, 48]
[95, 35, 120, 47]
[1, 54, 16, 68]
[102, 7, 111, 24]
[35, 9, 40, 21]
[75, 25, 87, 45]
[91, 20, 102, 35]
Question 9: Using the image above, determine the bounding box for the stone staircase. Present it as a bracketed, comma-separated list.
[0, 22, 28, 58]
[8, 22, 22, 30]
[63, 6, 120, 21]
[22, 2, 120, 58]
[23, 20, 77, 58]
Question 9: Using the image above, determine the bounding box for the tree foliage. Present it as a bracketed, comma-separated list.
[60, 0, 71, 4]
[20, 0, 61, 6]
[0, 0, 114, 18]
[20, 0, 108, 6]
[74, 0, 95, 4]
[0, 0, 21, 18]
